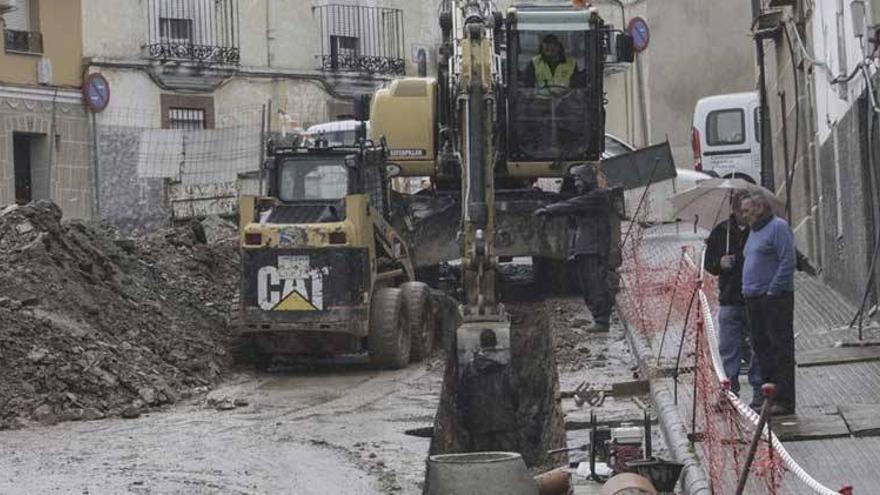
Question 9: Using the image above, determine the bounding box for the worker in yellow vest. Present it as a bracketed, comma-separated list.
[522, 34, 584, 88]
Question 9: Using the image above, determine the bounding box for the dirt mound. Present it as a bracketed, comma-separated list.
[0, 201, 238, 429]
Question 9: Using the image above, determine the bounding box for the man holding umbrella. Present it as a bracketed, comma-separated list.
[703, 192, 762, 408]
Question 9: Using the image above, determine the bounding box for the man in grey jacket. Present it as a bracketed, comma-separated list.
[534, 165, 613, 332]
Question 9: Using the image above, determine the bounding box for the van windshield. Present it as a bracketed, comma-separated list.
[278, 159, 348, 202]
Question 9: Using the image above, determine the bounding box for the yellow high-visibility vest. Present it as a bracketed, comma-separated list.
[531, 56, 576, 87]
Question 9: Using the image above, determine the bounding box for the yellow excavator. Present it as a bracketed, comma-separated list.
[368, 0, 636, 459]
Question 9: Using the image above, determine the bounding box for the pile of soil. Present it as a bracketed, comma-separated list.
[0, 201, 238, 429]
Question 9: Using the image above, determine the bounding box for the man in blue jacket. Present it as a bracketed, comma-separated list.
[534, 165, 612, 332]
[740, 191, 797, 415]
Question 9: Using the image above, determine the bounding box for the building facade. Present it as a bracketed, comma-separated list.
[0, 0, 92, 219]
[757, 0, 880, 308]
[77, 0, 443, 231]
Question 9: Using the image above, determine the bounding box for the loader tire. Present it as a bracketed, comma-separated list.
[401, 282, 435, 362]
[368, 288, 411, 369]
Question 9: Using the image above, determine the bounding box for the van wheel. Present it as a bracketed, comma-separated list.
[368, 288, 411, 369]
[401, 282, 435, 361]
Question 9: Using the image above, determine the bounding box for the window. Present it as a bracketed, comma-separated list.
[168, 108, 206, 130]
[159, 17, 193, 44]
[161, 95, 215, 129]
[332, 36, 359, 57]
[329, 35, 359, 71]
[146, 0, 240, 64]
[2, 0, 32, 31]
[706, 109, 745, 146]
[314, 5, 405, 75]
[3, 0, 43, 54]
[278, 161, 349, 202]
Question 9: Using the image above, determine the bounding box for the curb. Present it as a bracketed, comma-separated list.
[617, 296, 712, 495]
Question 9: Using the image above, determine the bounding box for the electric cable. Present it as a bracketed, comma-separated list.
[783, 24, 801, 206]
[848, 59, 880, 332]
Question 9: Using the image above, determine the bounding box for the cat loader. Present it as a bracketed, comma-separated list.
[236, 136, 435, 370]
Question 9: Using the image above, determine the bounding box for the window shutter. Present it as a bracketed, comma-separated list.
[2, 0, 31, 31]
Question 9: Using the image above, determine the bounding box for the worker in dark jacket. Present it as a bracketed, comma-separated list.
[534, 165, 612, 332]
[704, 193, 762, 408]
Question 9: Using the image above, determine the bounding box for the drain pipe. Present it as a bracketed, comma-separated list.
[618, 288, 712, 495]
[752, 10, 782, 191]
[756, 38, 775, 190]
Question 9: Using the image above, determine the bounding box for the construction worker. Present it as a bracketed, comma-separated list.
[534, 165, 613, 332]
[522, 34, 585, 88]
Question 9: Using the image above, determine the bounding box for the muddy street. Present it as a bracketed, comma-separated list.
[0, 290, 661, 495]
[0, 362, 442, 494]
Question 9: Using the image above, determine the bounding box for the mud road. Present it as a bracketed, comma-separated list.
[0, 295, 660, 495]
[0, 360, 443, 494]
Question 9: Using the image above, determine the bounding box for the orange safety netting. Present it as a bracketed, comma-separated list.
[618, 220, 786, 494]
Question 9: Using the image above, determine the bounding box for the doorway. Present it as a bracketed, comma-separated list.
[12, 132, 50, 205]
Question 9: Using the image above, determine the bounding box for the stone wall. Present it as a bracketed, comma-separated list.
[96, 127, 169, 235]
[0, 91, 93, 219]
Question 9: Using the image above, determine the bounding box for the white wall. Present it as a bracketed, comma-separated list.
[811, 0, 876, 144]
[82, 0, 146, 58]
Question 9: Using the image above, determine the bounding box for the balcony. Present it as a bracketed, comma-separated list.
[314, 5, 406, 77]
[4, 29, 43, 54]
[145, 0, 240, 65]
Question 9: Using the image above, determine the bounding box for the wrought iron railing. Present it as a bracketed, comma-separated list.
[145, 0, 240, 65]
[4, 29, 43, 54]
[314, 4, 406, 76]
[321, 54, 406, 75]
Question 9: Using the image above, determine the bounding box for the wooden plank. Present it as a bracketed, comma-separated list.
[839, 404, 880, 438]
[771, 414, 849, 442]
[611, 380, 651, 397]
[797, 346, 880, 367]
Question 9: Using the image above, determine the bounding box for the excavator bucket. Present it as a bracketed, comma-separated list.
[390, 190, 572, 268]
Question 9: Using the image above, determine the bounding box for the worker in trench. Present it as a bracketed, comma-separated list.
[534, 165, 613, 333]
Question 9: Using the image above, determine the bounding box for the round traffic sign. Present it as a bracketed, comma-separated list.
[628, 17, 650, 53]
[83, 73, 111, 112]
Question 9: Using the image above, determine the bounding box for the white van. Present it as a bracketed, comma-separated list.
[303, 120, 369, 148]
[691, 91, 761, 183]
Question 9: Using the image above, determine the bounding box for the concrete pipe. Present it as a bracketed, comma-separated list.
[600, 473, 657, 495]
[424, 452, 539, 495]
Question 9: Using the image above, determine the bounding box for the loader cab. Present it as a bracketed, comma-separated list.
[505, 6, 632, 173]
[263, 143, 388, 224]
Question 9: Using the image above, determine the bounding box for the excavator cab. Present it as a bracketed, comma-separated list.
[505, 6, 632, 174]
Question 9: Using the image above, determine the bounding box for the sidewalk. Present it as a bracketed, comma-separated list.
[622, 224, 880, 494]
